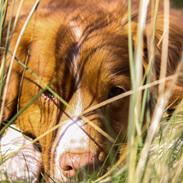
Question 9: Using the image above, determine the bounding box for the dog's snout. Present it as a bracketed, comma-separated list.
[60, 152, 95, 177]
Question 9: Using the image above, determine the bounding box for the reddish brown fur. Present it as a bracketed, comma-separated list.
[1, 0, 183, 181]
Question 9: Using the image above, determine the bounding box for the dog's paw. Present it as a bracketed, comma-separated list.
[0, 125, 42, 183]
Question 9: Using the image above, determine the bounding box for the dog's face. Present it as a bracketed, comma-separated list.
[7, 12, 131, 181]
[3, 11, 131, 181]
[49, 18, 131, 181]
[2, 1, 183, 182]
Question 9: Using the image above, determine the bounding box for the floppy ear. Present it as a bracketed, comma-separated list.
[144, 11, 183, 105]
[1, 68, 20, 121]
[1, 27, 30, 121]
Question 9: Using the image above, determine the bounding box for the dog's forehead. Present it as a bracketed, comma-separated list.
[79, 32, 129, 73]
[19, 12, 129, 89]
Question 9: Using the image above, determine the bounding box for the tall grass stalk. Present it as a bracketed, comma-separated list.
[0, 0, 182, 183]
[127, 0, 150, 183]
[158, 0, 170, 94]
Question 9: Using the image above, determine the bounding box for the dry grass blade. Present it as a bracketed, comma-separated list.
[93, 145, 127, 183]
[158, 0, 170, 94]
[128, 1, 150, 182]
[0, 0, 182, 183]
[135, 55, 183, 183]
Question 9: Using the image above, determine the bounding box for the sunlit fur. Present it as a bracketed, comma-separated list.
[0, 125, 41, 182]
[1, 0, 183, 182]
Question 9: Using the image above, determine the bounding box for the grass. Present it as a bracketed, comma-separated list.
[172, 0, 183, 8]
[0, 0, 183, 183]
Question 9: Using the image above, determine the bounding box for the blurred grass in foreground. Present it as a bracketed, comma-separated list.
[0, 0, 183, 183]
[172, 0, 183, 8]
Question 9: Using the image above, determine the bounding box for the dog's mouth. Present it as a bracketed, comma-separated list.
[49, 150, 118, 183]
[56, 152, 105, 182]
[48, 116, 119, 182]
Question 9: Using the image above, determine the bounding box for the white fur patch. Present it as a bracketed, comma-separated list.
[52, 90, 90, 182]
[0, 125, 42, 183]
[69, 21, 82, 41]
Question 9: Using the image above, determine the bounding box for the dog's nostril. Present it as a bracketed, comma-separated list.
[64, 165, 73, 171]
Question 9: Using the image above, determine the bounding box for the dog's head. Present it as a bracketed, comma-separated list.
[2, 1, 183, 182]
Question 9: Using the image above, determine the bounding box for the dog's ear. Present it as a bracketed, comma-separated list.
[145, 12, 183, 79]
[144, 11, 183, 104]
[1, 26, 30, 121]
[1, 68, 20, 121]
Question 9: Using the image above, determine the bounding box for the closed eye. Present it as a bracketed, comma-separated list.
[43, 90, 55, 100]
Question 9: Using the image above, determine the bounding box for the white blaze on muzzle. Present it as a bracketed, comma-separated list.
[52, 90, 91, 181]
[69, 21, 82, 42]
[0, 125, 42, 183]
[51, 22, 92, 181]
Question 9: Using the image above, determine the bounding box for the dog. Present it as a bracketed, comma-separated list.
[1, 0, 183, 182]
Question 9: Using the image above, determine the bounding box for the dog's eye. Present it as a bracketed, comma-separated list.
[43, 90, 55, 100]
[108, 86, 126, 98]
